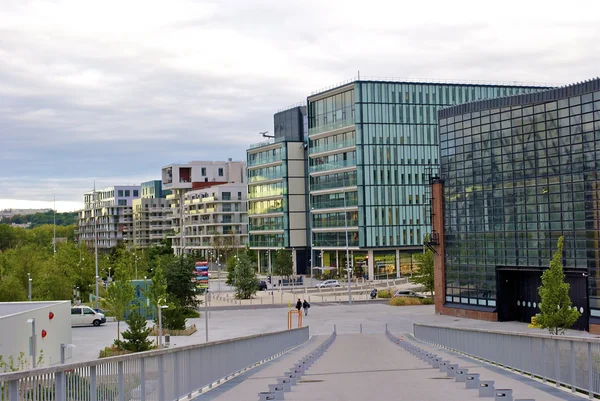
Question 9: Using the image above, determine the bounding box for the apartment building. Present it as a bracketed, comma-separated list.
[132, 180, 171, 248]
[246, 106, 309, 274]
[306, 79, 548, 280]
[77, 185, 141, 249]
[161, 159, 246, 255]
[183, 183, 248, 258]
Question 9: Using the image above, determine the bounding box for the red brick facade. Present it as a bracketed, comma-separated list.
[590, 324, 600, 335]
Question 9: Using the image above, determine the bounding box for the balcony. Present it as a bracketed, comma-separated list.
[309, 117, 355, 136]
[309, 139, 356, 155]
[202, 196, 217, 203]
[249, 223, 284, 231]
[309, 160, 356, 173]
[248, 190, 285, 200]
[311, 197, 358, 210]
[310, 176, 357, 192]
[249, 173, 283, 183]
[312, 218, 358, 228]
[248, 154, 283, 167]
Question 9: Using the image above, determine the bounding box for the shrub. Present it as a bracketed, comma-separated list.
[182, 308, 200, 318]
[114, 311, 154, 353]
[388, 297, 431, 306]
[162, 307, 187, 330]
[377, 289, 392, 298]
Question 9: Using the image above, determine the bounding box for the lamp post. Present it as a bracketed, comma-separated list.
[158, 304, 169, 348]
[60, 343, 75, 364]
[93, 183, 99, 311]
[27, 273, 32, 301]
[342, 180, 352, 305]
[204, 290, 210, 342]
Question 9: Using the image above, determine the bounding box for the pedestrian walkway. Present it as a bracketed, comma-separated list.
[196, 332, 584, 401]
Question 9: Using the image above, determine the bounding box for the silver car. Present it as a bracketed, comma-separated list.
[316, 280, 341, 288]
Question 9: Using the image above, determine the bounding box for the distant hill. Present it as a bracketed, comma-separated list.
[0, 211, 78, 228]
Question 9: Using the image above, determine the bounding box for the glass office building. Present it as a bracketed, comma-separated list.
[438, 78, 600, 330]
[308, 80, 545, 280]
[247, 106, 309, 274]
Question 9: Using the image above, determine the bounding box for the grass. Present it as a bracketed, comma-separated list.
[388, 297, 434, 306]
[98, 345, 132, 358]
[377, 289, 393, 298]
[150, 324, 197, 337]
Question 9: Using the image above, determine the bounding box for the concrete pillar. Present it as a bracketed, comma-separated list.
[257, 250, 261, 274]
[367, 249, 374, 281]
[292, 248, 297, 275]
[396, 249, 400, 278]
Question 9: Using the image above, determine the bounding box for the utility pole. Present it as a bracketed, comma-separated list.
[93, 182, 99, 311]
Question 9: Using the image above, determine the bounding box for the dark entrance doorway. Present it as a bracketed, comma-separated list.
[496, 266, 588, 331]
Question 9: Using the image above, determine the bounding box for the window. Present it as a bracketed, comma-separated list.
[133, 190, 139, 197]
[118, 199, 127, 206]
[201, 167, 207, 176]
[125, 190, 130, 196]
[84, 308, 95, 315]
[218, 168, 224, 177]
[71, 308, 81, 315]
[118, 190, 123, 197]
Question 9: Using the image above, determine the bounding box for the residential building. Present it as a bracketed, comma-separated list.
[431, 78, 600, 333]
[132, 180, 171, 248]
[183, 183, 248, 258]
[161, 160, 246, 255]
[247, 106, 309, 274]
[77, 185, 140, 249]
[307, 79, 549, 280]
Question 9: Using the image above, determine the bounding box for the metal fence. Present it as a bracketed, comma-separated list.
[0, 327, 309, 401]
[413, 323, 600, 399]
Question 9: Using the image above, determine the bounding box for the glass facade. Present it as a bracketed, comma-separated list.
[439, 79, 600, 318]
[308, 80, 545, 252]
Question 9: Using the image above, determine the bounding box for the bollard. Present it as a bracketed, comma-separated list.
[494, 389, 512, 401]
[258, 392, 276, 401]
[479, 381, 495, 397]
[447, 364, 458, 378]
[267, 384, 285, 400]
[432, 357, 440, 368]
[360, 324, 362, 334]
[285, 372, 298, 385]
[276, 378, 292, 392]
[455, 368, 468, 382]
[465, 373, 480, 389]
[439, 361, 449, 372]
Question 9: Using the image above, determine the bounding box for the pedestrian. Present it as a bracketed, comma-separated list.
[302, 299, 310, 316]
[295, 298, 302, 311]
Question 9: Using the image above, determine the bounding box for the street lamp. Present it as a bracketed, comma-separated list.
[157, 304, 169, 348]
[27, 273, 32, 301]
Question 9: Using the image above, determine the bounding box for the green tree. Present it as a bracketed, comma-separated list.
[232, 254, 259, 299]
[145, 263, 167, 312]
[102, 279, 135, 341]
[164, 256, 199, 309]
[0, 275, 27, 301]
[161, 307, 187, 330]
[115, 310, 154, 352]
[225, 256, 237, 286]
[411, 249, 435, 297]
[536, 236, 581, 335]
[273, 249, 293, 281]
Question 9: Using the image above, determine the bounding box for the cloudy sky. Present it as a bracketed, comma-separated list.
[1, 0, 599, 212]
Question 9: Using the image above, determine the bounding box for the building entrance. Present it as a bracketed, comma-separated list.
[496, 267, 588, 331]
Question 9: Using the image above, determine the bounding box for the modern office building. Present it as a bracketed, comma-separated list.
[431, 78, 600, 333]
[77, 185, 141, 249]
[307, 79, 549, 280]
[161, 160, 246, 255]
[246, 106, 309, 274]
[183, 182, 248, 258]
[132, 180, 171, 248]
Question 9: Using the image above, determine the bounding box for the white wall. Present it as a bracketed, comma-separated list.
[0, 301, 72, 370]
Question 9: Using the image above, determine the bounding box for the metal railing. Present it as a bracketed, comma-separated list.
[413, 323, 600, 399]
[0, 327, 309, 401]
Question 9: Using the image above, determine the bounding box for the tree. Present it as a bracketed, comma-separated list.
[164, 256, 199, 309]
[145, 263, 167, 312]
[102, 279, 135, 341]
[411, 249, 435, 297]
[0, 275, 27, 302]
[225, 256, 237, 286]
[116, 310, 153, 352]
[273, 249, 293, 280]
[232, 254, 259, 299]
[536, 236, 581, 335]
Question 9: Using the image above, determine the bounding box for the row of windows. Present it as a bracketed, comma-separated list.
[364, 227, 424, 247]
[117, 189, 139, 198]
[248, 182, 286, 199]
[248, 199, 284, 215]
[363, 168, 432, 187]
[249, 216, 285, 231]
[310, 151, 356, 167]
[308, 90, 355, 130]
[248, 165, 285, 183]
[439, 91, 600, 126]
[247, 146, 283, 166]
[311, 191, 358, 210]
[361, 123, 439, 146]
[310, 130, 355, 153]
[356, 82, 539, 107]
[365, 145, 437, 166]
[310, 171, 357, 191]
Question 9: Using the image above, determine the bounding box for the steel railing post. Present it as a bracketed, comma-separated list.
[174, 352, 181, 398]
[56, 371, 66, 401]
[158, 354, 165, 401]
[140, 358, 146, 401]
[570, 340, 576, 392]
[588, 342, 593, 400]
[554, 339, 560, 387]
[117, 361, 125, 401]
[8, 379, 18, 401]
[90, 365, 97, 401]
[542, 338, 546, 382]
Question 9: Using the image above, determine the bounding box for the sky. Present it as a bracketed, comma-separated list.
[1, 0, 599, 212]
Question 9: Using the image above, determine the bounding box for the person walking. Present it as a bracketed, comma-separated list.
[302, 299, 310, 316]
[295, 298, 302, 312]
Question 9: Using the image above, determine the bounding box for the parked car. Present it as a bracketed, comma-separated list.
[316, 280, 341, 288]
[258, 280, 268, 291]
[71, 306, 106, 327]
[392, 290, 427, 299]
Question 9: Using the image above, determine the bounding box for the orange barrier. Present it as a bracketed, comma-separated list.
[287, 310, 302, 329]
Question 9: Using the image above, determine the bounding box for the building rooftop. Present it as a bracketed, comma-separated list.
[439, 77, 600, 119]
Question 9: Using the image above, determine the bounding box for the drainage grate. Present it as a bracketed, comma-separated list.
[430, 377, 454, 380]
[297, 379, 324, 383]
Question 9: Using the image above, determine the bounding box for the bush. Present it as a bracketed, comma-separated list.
[182, 308, 200, 318]
[377, 289, 393, 298]
[388, 297, 432, 306]
[162, 307, 187, 330]
[114, 311, 154, 353]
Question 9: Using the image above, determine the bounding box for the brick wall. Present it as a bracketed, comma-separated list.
[590, 323, 600, 335]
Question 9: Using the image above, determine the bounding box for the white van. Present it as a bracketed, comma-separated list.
[71, 306, 106, 327]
